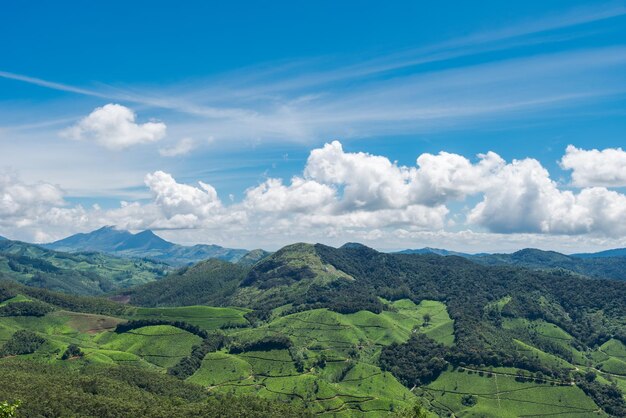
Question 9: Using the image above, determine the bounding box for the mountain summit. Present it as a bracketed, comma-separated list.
[44, 227, 250, 266]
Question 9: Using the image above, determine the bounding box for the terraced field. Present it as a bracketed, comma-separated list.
[504, 317, 587, 366]
[95, 325, 202, 368]
[0, 293, 621, 417]
[504, 318, 626, 382]
[422, 367, 605, 417]
[181, 299, 453, 415]
[593, 339, 626, 376]
[190, 348, 415, 416]
[126, 305, 250, 329]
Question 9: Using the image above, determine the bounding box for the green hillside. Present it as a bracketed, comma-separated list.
[0, 239, 168, 295]
[120, 259, 249, 307]
[1, 243, 625, 417]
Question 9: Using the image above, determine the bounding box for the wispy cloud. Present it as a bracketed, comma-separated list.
[0, 70, 108, 98]
[2, 3, 626, 146]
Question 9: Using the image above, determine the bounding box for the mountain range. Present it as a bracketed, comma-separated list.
[401, 247, 626, 281]
[572, 248, 626, 258]
[43, 226, 254, 266]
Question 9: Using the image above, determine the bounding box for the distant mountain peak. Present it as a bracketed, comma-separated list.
[340, 242, 371, 250]
[44, 227, 249, 266]
[134, 229, 156, 236]
[95, 225, 117, 231]
[115, 229, 174, 252]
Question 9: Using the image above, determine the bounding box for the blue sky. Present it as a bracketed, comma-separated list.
[1, 1, 626, 252]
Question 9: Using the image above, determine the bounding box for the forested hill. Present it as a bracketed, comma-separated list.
[124, 241, 626, 351]
[399, 246, 626, 281]
[573, 248, 626, 258]
[0, 239, 168, 295]
[469, 248, 626, 281]
[311, 244, 626, 341]
[121, 259, 249, 307]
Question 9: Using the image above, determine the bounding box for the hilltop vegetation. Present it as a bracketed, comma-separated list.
[121, 259, 249, 307]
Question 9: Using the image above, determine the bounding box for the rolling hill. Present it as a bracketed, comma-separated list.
[396, 247, 472, 257]
[44, 226, 252, 266]
[0, 239, 168, 295]
[1, 242, 625, 417]
[469, 248, 626, 281]
[398, 246, 626, 281]
[573, 248, 626, 258]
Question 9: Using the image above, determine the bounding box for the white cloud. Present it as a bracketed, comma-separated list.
[144, 171, 222, 221]
[560, 145, 626, 187]
[305, 141, 412, 210]
[159, 137, 195, 157]
[244, 177, 335, 213]
[468, 157, 626, 236]
[61, 104, 166, 150]
[5, 141, 626, 247]
[411, 151, 504, 205]
[242, 141, 450, 231]
[0, 172, 91, 241]
[0, 173, 65, 221]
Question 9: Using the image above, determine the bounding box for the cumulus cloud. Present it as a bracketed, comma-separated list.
[412, 151, 504, 205]
[0, 173, 91, 241]
[159, 137, 195, 157]
[468, 157, 626, 236]
[5, 141, 626, 246]
[61, 104, 166, 150]
[305, 141, 413, 210]
[143, 171, 224, 226]
[244, 141, 452, 231]
[0, 173, 65, 221]
[244, 177, 335, 213]
[560, 145, 626, 187]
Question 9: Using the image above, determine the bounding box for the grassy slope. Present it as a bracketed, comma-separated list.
[94, 325, 202, 368]
[188, 300, 454, 416]
[422, 367, 605, 417]
[126, 305, 250, 329]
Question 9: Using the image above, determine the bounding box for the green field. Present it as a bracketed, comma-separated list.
[95, 325, 202, 368]
[0, 294, 31, 307]
[0, 298, 438, 416]
[191, 348, 414, 416]
[422, 368, 605, 417]
[126, 305, 250, 330]
[592, 339, 626, 376]
[181, 299, 452, 415]
[504, 317, 587, 366]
